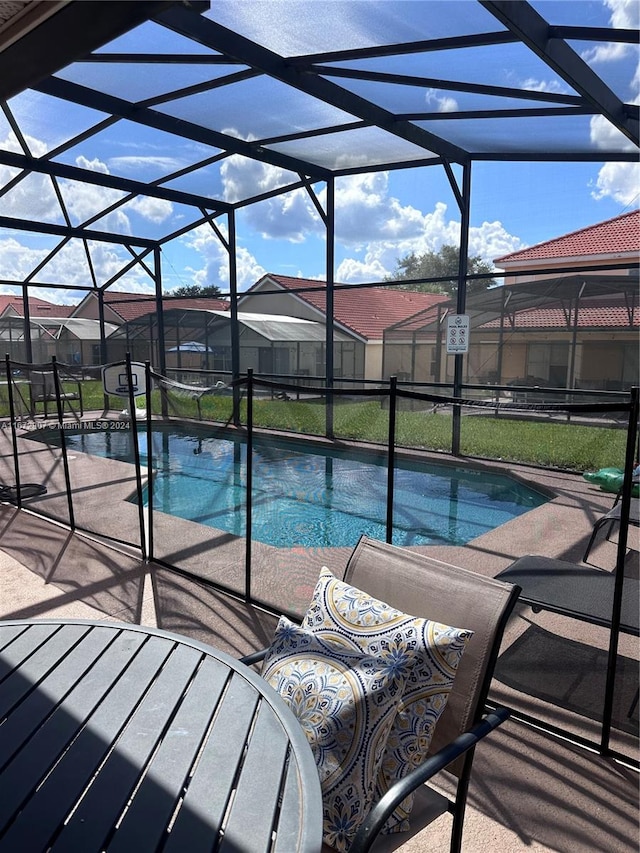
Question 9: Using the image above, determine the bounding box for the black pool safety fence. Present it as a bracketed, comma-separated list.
[1, 354, 638, 764]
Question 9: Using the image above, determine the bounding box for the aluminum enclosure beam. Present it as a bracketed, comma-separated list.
[0, 215, 157, 248]
[482, 0, 639, 147]
[154, 5, 470, 165]
[0, 1, 192, 102]
[35, 76, 332, 183]
[0, 150, 232, 213]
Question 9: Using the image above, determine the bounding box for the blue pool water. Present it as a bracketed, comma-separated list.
[54, 427, 548, 548]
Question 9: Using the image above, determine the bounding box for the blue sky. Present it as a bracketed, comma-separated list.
[0, 0, 637, 302]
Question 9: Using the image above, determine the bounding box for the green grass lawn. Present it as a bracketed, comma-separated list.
[166, 395, 627, 472]
[4, 382, 628, 473]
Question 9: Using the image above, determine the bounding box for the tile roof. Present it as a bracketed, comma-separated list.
[480, 296, 639, 330]
[495, 209, 640, 264]
[257, 274, 448, 339]
[96, 292, 229, 322]
[0, 295, 74, 317]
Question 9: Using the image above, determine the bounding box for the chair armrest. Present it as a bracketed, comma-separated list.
[239, 647, 269, 667]
[349, 707, 510, 853]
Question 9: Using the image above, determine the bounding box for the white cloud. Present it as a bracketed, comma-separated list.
[127, 196, 173, 223]
[0, 131, 62, 222]
[181, 223, 266, 291]
[581, 0, 639, 63]
[219, 154, 321, 240]
[203, 163, 526, 285]
[75, 155, 110, 175]
[336, 254, 393, 283]
[0, 237, 50, 281]
[424, 89, 459, 112]
[606, 0, 639, 27]
[107, 155, 184, 174]
[585, 1, 639, 204]
[521, 78, 569, 95]
[191, 145, 528, 286]
[334, 199, 524, 284]
[332, 173, 426, 246]
[590, 160, 640, 205]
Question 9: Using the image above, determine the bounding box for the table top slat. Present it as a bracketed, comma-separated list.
[220, 698, 291, 853]
[0, 623, 36, 654]
[50, 641, 224, 853]
[0, 622, 90, 719]
[108, 653, 233, 853]
[162, 672, 261, 853]
[0, 632, 179, 852]
[0, 629, 146, 835]
[274, 759, 308, 853]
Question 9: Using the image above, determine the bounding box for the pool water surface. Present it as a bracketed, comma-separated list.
[52, 427, 549, 548]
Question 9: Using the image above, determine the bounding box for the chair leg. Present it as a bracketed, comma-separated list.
[449, 749, 474, 853]
[583, 516, 611, 562]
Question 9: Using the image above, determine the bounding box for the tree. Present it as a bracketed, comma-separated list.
[170, 284, 222, 298]
[386, 244, 496, 296]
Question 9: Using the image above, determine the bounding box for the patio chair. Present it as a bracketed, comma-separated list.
[242, 536, 520, 853]
[583, 497, 640, 562]
[29, 370, 83, 418]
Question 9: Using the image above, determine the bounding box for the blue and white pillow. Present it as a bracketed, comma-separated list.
[261, 614, 420, 851]
[302, 567, 473, 833]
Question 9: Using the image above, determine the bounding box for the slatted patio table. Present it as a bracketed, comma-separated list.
[0, 619, 323, 853]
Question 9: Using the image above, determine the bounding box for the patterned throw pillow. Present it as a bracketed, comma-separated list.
[302, 566, 473, 833]
[261, 615, 420, 852]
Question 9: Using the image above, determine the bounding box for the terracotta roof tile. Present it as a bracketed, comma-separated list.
[495, 209, 639, 264]
[100, 292, 229, 322]
[258, 274, 448, 339]
[481, 296, 638, 329]
[0, 296, 74, 317]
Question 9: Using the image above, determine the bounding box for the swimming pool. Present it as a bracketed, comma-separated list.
[46, 425, 549, 548]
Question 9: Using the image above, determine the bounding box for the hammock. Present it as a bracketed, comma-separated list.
[155, 376, 228, 399]
[154, 375, 229, 418]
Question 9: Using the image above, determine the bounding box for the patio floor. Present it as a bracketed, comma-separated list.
[0, 500, 637, 853]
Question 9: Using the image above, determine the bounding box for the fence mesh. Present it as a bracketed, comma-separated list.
[0, 360, 636, 757]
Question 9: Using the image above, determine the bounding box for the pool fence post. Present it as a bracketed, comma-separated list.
[600, 385, 639, 754]
[5, 354, 22, 508]
[145, 360, 154, 563]
[386, 376, 397, 544]
[125, 352, 147, 561]
[244, 369, 254, 602]
[52, 356, 76, 530]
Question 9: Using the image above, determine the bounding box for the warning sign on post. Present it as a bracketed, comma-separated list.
[446, 314, 470, 354]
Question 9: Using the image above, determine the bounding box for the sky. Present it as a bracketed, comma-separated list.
[0, 0, 638, 304]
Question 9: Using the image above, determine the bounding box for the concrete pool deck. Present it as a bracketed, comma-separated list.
[0, 420, 637, 852]
[0, 511, 637, 853]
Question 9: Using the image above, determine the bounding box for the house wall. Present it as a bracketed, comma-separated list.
[363, 341, 383, 382]
[240, 281, 369, 381]
[239, 283, 320, 322]
[445, 331, 638, 390]
[72, 294, 125, 325]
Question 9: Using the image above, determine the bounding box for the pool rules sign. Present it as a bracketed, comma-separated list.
[446, 314, 470, 354]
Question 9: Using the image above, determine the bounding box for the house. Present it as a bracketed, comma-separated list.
[495, 209, 639, 283]
[0, 296, 105, 366]
[105, 307, 352, 382]
[491, 210, 639, 391]
[71, 291, 230, 325]
[383, 212, 639, 392]
[238, 274, 448, 381]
